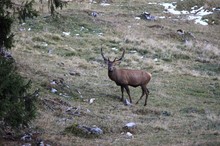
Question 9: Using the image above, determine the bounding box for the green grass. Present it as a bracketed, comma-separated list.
[2, 0, 220, 145]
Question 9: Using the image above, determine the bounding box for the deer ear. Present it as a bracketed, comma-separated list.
[115, 59, 121, 65]
[104, 58, 109, 64]
[117, 60, 122, 64]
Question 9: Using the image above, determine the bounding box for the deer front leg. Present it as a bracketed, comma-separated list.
[124, 85, 132, 103]
[120, 86, 124, 101]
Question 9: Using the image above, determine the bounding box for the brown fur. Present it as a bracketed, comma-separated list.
[101, 48, 152, 106]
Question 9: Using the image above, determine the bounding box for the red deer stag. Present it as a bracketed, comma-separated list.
[101, 48, 152, 106]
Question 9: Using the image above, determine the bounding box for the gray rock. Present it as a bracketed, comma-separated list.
[81, 126, 103, 135]
[69, 71, 80, 76]
[91, 12, 98, 17]
[90, 127, 103, 135]
[123, 99, 132, 106]
[125, 122, 136, 128]
[125, 132, 133, 139]
[21, 134, 32, 141]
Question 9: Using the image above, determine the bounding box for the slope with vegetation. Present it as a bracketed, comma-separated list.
[1, 0, 220, 145]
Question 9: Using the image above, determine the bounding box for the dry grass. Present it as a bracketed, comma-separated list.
[1, 0, 220, 146]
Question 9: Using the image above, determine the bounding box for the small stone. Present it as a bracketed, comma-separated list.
[124, 99, 132, 106]
[161, 111, 171, 116]
[69, 71, 80, 76]
[177, 29, 184, 35]
[90, 127, 103, 135]
[89, 98, 96, 104]
[21, 134, 32, 141]
[214, 131, 219, 135]
[123, 122, 137, 133]
[38, 141, 44, 146]
[91, 12, 98, 17]
[81, 125, 103, 135]
[154, 58, 158, 62]
[125, 132, 133, 139]
[51, 88, 57, 93]
[66, 107, 73, 112]
[50, 81, 56, 85]
[125, 122, 136, 128]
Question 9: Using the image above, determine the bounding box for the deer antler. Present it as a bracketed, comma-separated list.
[101, 48, 108, 62]
[115, 49, 125, 61]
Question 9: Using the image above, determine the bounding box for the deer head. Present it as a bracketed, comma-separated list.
[101, 48, 125, 72]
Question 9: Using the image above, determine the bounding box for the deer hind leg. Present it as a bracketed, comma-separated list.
[144, 88, 150, 106]
[136, 86, 145, 105]
[124, 85, 132, 103]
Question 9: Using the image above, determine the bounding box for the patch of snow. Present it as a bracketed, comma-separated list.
[160, 2, 176, 10]
[42, 42, 48, 47]
[154, 58, 158, 62]
[100, 3, 110, 6]
[159, 2, 213, 25]
[196, 9, 212, 16]
[19, 28, 25, 31]
[60, 93, 71, 98]
[80, 26, 84, 31]
[130, 50, 137, 53]
[63, 32, 70, 36]
[148, 2, 157, 5]
[135, 17, 141, 20]
[159, 16, 166, 19]
[181, 10, 189, 14]
[188, 6, 212, 25]
[167, 8, 181, 15]
[160, 2, 185, 15]
[97, 32, 103, 36]
[112, 48, 118, 51]
[195, 18, 209, 25]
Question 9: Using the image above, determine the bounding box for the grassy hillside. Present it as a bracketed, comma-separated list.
[1, 0, 220, 145]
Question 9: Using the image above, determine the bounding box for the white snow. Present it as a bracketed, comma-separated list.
[100, 3, 110, 6]
[148, 2, 157, 5]
[159, 16, 166, 19]
[159, 2, 213, 25]
[63, 32, 70, 36]
[188, 6, 213, 25]
[111, 48, 118, 51]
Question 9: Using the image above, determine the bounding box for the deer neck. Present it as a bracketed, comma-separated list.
[108, 67, 117, 81]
